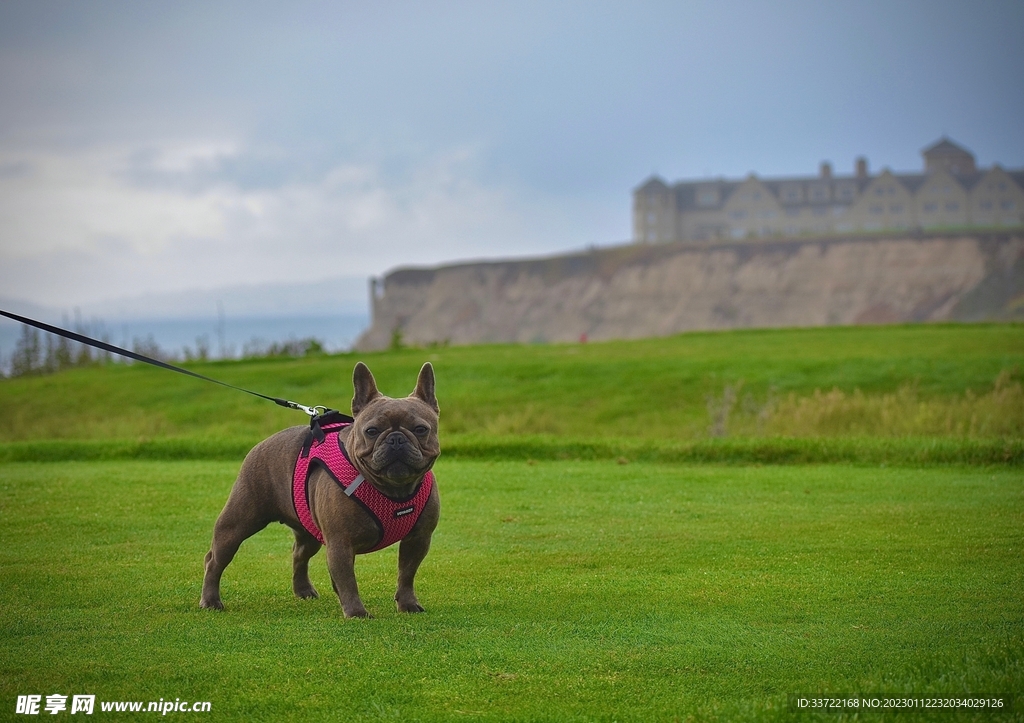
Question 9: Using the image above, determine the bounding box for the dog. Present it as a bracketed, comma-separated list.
[200, 362, 440, 618]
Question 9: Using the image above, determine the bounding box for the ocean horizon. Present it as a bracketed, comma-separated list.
[0, 313, 370, 372]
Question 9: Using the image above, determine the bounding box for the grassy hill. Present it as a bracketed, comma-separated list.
[1, 323, 1021, 463]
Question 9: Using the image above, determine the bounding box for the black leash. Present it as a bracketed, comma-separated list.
[1, 308, 344, 418]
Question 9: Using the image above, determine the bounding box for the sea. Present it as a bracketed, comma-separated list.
[0, 313, 370, 373]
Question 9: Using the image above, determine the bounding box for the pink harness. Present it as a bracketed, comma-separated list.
[292, 421, 434, 552]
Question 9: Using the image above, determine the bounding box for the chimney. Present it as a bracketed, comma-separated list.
[819, 161, 832, 179]
[855, 157, 868, 179]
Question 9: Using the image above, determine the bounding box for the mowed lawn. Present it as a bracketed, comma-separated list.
[1, 458, 1021, 721]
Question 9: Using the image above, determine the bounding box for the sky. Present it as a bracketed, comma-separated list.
[0, 0, 1022, 317]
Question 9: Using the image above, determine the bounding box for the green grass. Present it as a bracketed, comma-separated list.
[1, 324, 1022, 446]
[2, 324, 1022, 719]
[0, 459, 1021, 721]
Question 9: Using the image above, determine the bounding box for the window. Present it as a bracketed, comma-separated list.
[979, 200, 993, 210]
[697, 191, 719, 206]
[1001, 200, 1016, 210]
[870, 205, 883, 215]
[945, 202, 959, 212]
[890, 204, 904, 213]
[695, 225, 721, 239]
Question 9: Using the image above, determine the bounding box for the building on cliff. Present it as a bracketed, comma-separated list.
[633, 138, 1024, 243]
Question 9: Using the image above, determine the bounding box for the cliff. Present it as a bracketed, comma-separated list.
[354, 232, 1024, 350]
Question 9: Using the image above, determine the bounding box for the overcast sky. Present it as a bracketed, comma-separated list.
[1, 0, 1022, 314]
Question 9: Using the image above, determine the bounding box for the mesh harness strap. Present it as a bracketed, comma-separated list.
[292, 417, 434, 552]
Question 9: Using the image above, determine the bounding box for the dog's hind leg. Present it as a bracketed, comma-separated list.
[291, 529, 322, 600]
[200, 502, 270, 610]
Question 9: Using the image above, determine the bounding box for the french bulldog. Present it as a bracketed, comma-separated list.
[199, 362, 440, 618]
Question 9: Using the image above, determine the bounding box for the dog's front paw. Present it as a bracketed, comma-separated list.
[343, 605, 372, 619]
[199, 597, 224, 611]
[294, 584, 319, 600]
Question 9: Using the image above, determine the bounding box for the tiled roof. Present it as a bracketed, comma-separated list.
[662, 169, 1024, 212]
[670, 174, 904, 210]
[922, 137, 974, 157]
[635, 176, 669, 194]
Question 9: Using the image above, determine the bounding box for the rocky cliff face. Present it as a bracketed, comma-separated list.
[355, 232, 1024, 350]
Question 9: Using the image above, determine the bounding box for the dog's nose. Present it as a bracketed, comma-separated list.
[385, 431, 406, 449]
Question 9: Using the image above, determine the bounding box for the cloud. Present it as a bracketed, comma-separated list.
[0, 137, 590, 309]
[0, 143, 227, 259]
[7, 1, 1016, 317]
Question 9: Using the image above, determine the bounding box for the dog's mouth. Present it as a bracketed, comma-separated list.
[380, 459, 417, 478]
[370, 446, 428, 483]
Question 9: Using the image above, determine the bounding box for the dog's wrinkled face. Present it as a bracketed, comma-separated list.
[346, 362, 440, 491]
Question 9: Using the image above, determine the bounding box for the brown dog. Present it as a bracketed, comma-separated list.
[200, 362, 440, 618]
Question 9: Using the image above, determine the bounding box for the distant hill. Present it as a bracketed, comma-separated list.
[1, 277, 368, 324]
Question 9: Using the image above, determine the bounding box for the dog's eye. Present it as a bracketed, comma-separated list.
[414, 425, 429, 436]
[365, 427, 380, 438]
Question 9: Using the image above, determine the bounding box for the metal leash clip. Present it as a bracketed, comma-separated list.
[284, 401, 321, 417]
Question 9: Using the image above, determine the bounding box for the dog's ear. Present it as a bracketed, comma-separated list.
[411, 362, 439, 413]
[351, 362, 382, 417]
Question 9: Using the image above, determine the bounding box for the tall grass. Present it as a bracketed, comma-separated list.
[708, 369, 1024, 438]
